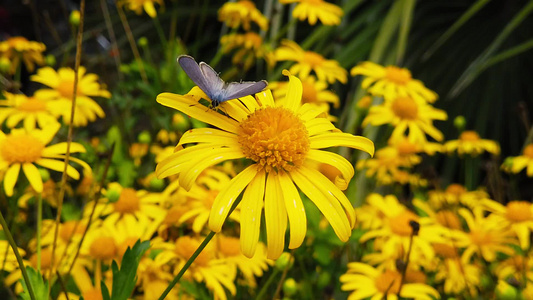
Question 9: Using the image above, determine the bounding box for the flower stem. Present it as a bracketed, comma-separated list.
[256, 268, 280, 300]
[0, 209, 35, 300]
[152, 16, 168, 48]
[36, 193, 42, 272]
[117, 4, 148, 83]
[157, 231, 217, 300]
[465, 155, 476, 190]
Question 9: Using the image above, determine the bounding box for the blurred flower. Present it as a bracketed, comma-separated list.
[31, 67, 111, 127]
[279, 0, 343, 26]
[451, 208, 515, 262]
[129, 142, 149, 166]
[218, 0, 268, 31]
[137, 255, 187, 300]
[494, 255, 533, 285]
[482, 199, 533, 249]
[274, 40, 347, 84]
[502, 144, 533, 176]
[155, 72, 373, 259]
[428, 183, 488, 210]
[351, 61, 438, 103]
[156, 129, 178, 145]
[0, 36, 45, 74]
[0, 123, 87, 196]
[0, 91, 58, 130]
[445, 130, 500, 157]
[119, 0, 164, 18]
[362, 95, 447, 143]
[340, 262, 440, 300]
[220, 32, 275, 70]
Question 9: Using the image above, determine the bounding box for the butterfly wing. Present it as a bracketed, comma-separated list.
[222, 80, 268, 101]
[178, 55, 215, 97]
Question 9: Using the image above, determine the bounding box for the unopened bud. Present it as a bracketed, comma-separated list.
[282, 278, 298, 296]
[69, 10, 80, 27]
[138, 130, 152, 144]
[138, 37, 148, 47]
[106, 189, 121, 203]
[45, 54, 56, 67]
[453, 115, 466, 131]
[275, 252, 294, 270]
[409, 220, 420, 236]
[38, 168, 51, 182]
[0, 57, 10, 73]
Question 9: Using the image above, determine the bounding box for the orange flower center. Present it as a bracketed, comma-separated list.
[1, 133, 45, 164]
[469, 229, 492, 246]
[114, 188, 141, 214]
[385, 66, 412, 85]
[218, 236, 241, 257]
[238, 107, 310, 172]
[239, 0, 256, 10]
[459, 131, 480, 141]
[436, 210, 462, 229]
[389, 210, 419, 236]
[18, 98, 47, 112]
[303, 51, 324, 67]
[59, 221, 86, 242]
[375, 270, 401, 294]
[432, 243, 457, 258]
[164, 206, 187, 224]
[445, 183, 466, 196]
[391, 97, 418, 120]
[175, 236, 212, 267]
[7, 37, 29, 49]
[89, 236, 116, 260]
[30, 248, 52, 270]
[56, 79, 80, 99]
[301, 81, 318, 104]
[82, 288, 103, 300]
[396, 139, 419, 155]
[505, 201, 532, 222]
[523, 144, 533, 158]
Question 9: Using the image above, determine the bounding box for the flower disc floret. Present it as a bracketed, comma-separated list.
[505, 201, 532, 222]
[391, 97, 418, 120]
[238, 107, 310, 172]
[1, 134, 44, 163]
[385, 66, 412, 85]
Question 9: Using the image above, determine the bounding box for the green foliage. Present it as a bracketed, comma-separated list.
[19, 267, 48, 300]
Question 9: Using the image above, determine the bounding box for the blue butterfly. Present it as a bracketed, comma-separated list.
[178, 55, 268, 108]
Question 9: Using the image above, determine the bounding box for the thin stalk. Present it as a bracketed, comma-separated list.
[36, 193, 42, 272]
[100, 0, 123, 82]
[397, 221, 419, 298]
[256, 268, 281, 300]
[0, 210, 35, 300]
[49, 0, 85, 291]
[117, 4, 148, 83]
[157, 231, 217, 300]
[152, 16, 168, 48]
[464, 155, 476, 191]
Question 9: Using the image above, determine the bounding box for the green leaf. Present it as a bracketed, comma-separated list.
[19, 267, 48, 300]
[107, 240, 150, 300]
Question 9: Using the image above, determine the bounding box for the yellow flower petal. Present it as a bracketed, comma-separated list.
[4, 164, 21, 197]
[177, 128, 238, 147]
[240, 170, 266, 258]
[309, 132, 374, 157]
[305, 118, 336, 136]
[22, 163, 43, 193]
[265, 172, 287, 259]
[42, 142, 86, 156]
[279, 171, 306, 249]
[306, 149, 354, 188]
[281, 71, 302, 112]
[34, 158, 80, 179]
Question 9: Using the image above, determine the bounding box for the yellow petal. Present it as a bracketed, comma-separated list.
[281, 71, 302, 112]
[4, 164, 20, 197]
[34, 158, 80, 179]
[309, 132, 374, 157]
[240, 170, 266, 258]
[278, 172, 306, 249]
[209, 165, 258, 232]
[265, 172, 287, 259]
[177, 128, 238, 147]
[305, 118, 336, 136]
[42, 142, 86, 156]
[306, 149, 354, 187]
[22, 163, 43, 193]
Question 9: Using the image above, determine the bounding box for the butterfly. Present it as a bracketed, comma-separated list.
[178, 55, 268, 108]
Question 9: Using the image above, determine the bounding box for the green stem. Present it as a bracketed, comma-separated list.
[36, 193, 42, 272]
[465, 155, 475, 191]
[0, 209, 35, 300]
[256, 268, 281, 300]
[152, 16, 168, 48]
[158, 231, 217, 300]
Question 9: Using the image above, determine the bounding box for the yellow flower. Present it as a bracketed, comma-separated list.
[494, 255, 533, 285]
[340, 262, 440, 300]
[432, 244, 481, 297]
[503, 144, 533, 176]
[31, 67, 111, 127]
[350, 61, 438, 103]
[220, 32, 275, 71]
[218, 0, 268, 31]
[0, 36, 45, 74]
[428, 183, 488, 210]
[0, 91, 58, 130]
[279, 0, 343, 26]
[155, 72, 374, 259]
[274, 40, 347, 84]
[362, 95, 447, 143]
[444, 130, 500, 157]
[451, 208, 516, 262]
[0, 123, 87, 196]
[129, 142, 149, 166]
[482, 199, 533, 249]
[119, 0, 163, 18]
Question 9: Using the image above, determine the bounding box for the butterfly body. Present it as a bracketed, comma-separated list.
[178, 55, 267, 108]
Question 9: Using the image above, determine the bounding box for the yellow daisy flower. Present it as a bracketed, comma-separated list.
[444, 130, 500, 157]
[427, 183, 488, 210]
[481, 199, 533, 249]
[155, 72, 374, 259]
[218, 0, 268, 31]
[340, 262, 440, 300]
[350, 61, 438, 103]
[0, 92, 58, 131]
[119, 0, 163, 18]
[274, 40, 347, 84]
[494, 255, 533, 285]
[0, 36, 45, 74]
[31, 67, 111, 127]
[0, 123, 87, 196]
[451, 208, 516, 263]
[362, 95, 447, 143]
[220, 32, 275, 71]
[279, 0, 343, 26]
[503, 144, 533, 176]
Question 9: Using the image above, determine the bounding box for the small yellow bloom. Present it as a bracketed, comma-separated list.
[0, 91, 58, 130]
[428, 183, 488, 210]
[0, 123, 87, 196]
[482, 199, 533, 249]
[362, 95, 447, 143]
[445, 130, 500, 157]
[155, 71, 373, 259]
[221, 32, 275, 70]
[274, 40, 347, 84]
[0, 36, 45, 74]
[279, 0, 343, 26]
[503, 144, 533, 176]
[351, 61, 438, 103]
[119, 0, 164, 18]
[218, 0, 268, 31]
[31, 67, 111, 127]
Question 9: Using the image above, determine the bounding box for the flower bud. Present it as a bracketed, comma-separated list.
[149, 177, 165, 191]
[38, 168, 51, 182]
[172, 113, 190, 132]
[0, 57, 11, 73]
[453, 115, 466, 131]
[138, 130, 152, 144]
[357, 95, 372, 109]
[106, 189, 121, 203]
[282, 278, 298, 296]
[138, 37, 148, 47]
[69, 10, 80, 27]
[45, 54, 56, 67]
[275, 252, 294, 271]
